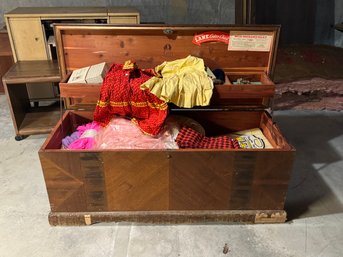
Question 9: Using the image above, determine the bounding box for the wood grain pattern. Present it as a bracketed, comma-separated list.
[6, 7, 139, 18]
[0, 56, 13, 93]
[3, 61, 60, 83]
[214, 84, 275, 99]
[80, 153, 107, 211]
[3, 60, 61, 136]
[38, 25, 295, 225]
[39, 151, 109, 212]
[230, 152, 256, 209]
[40, 110, 92, 150]
[59, 81, 101, 106]
[109, 17, 138, 24]
[18, 109, 61, 135]
[0, 31, 13, 56]
[55, 24, 279, 109]
[60, 33, 270, 74]
[3, 82, 29, 134]
[39, 151, 88, 212]
[48, 210, 287, 226]
[40, 111, 294, 219]
[260, 112, 294, 150]
[251, 151, 294, 210]
[170, 151, 234, 210]
[55, 25, 279, 77]
[107, 7, 141, 16]
[226, 72, 274, 85]
[7, 18, 47, 61]
[60, 80, 274, 110]
[5, 7, 108, 17]
[103, 151, 169, 211]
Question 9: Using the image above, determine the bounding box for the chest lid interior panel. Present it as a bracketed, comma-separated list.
[55, 24, 279, 77]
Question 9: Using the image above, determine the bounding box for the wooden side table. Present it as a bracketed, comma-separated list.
[0, 26, 14, 94]
[4, 7, 139, 100]
[2, 60, 61, 140]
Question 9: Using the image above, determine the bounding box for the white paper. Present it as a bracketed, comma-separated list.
[228, 31, 273, 52]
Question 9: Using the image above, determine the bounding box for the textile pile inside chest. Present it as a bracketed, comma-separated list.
[61, 56, 273, 150]
[94, 56, 213, 136]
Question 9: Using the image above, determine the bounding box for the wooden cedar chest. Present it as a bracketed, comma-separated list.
[39, 24, 295, 226]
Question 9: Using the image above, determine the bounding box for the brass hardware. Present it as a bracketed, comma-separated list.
[254, 211, 287, 224]
[84, 214, 92, 225]
[163, 29, 173, 35]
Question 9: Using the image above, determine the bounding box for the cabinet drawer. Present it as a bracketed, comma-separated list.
[7, 17, 47, 61]
[109, 16, 138, 24]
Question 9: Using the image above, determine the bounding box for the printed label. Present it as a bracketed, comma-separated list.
[228, 31, 273, 52]
[192, 31, 230, 46]
[236, 135, 265, 149]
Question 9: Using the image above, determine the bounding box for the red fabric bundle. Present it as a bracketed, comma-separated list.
[93, 63, 168, 136]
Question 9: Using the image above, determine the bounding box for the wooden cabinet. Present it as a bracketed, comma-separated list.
[5, 7, 140, 62]
[3, 7, 139, 138]
[2, 61, 61, 140]
[7, 18, 48, 61]
[0, 27, 14, 94]
[108, 7, 140, 24]
[4, 7, 140, 100]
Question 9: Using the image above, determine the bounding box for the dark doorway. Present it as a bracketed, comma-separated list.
[255, 0, 335, 45]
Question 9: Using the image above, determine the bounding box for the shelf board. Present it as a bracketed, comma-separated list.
[5, 7, 108, 17]
[18, 107, 61, 135]
[3, 60, 60, 84]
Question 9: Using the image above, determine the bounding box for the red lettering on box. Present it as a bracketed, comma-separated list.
[192, 31, 230, 46]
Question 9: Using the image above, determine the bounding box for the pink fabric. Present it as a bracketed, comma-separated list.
[94, 116, 179, 149]
[68, 121, 102, 150]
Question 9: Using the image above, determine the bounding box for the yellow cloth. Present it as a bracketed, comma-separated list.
[140, 55, 214, 108]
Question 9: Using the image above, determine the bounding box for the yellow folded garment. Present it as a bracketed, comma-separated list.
[140, 55, 214, 108]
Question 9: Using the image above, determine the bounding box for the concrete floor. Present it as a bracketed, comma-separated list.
[0, 94, 342, 257]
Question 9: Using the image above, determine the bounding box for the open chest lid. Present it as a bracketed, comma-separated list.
[54, 24, 280, 77]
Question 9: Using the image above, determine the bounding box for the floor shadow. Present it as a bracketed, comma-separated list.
[274, 45, 343, 84]
[273, 111, 343, 220]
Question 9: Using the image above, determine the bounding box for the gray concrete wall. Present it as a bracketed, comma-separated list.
[255, 0, 343, 47]
[0, 0, 235, 25]
[334, 0, 343, 47]
[314, 0, 335, 46]
[1, 0, 341, 46]
[314, 0, 343, 47]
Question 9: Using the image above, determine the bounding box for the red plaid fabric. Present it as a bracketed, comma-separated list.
[93, 63, 168, 136]
[175, 127, 240, 149]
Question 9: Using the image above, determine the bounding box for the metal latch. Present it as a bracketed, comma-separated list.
[163, 29, 174, 35]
